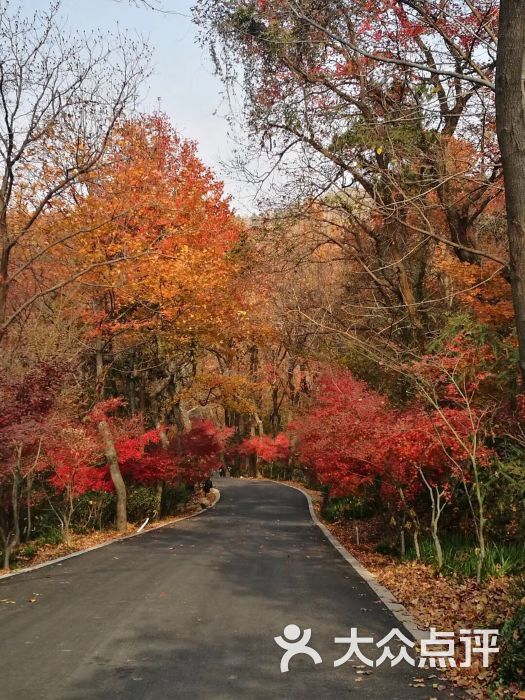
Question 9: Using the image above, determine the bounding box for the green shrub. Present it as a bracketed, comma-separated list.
[323, 496, 376, 522]
[162, 484, 192, 516]
[497, 589, 525, 689]
[126, 486, 160, 523]
[37, 528, 63, 545]
[19, 543, 37, 558]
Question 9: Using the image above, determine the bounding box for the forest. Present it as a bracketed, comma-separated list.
[1, 1, 525, 696]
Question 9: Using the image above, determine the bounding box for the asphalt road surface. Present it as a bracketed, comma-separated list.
[0, 479, 456, 699]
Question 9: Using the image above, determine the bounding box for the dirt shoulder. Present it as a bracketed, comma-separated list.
[275, 479, 520, 699]
[0, 489, 219, 577]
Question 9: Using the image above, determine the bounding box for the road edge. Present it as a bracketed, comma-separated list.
[265, 479, 426, 641]
[0, 488, 221, 582]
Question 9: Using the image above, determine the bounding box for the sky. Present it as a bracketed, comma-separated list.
[24, 0, 254, 213]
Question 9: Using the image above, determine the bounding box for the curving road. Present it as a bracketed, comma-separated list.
[0, 479, 454, 699]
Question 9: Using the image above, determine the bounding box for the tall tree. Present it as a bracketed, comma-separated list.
[194, 1, 525, 376]
[496, 1, 525, 382]
[0, 1, 149, 342]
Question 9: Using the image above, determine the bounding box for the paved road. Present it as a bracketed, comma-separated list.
[0, 479, 455, 699]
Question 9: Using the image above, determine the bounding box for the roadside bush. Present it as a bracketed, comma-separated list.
[18, 543, 37, 558]
[73, 492, 117, 532]
[323, 496, 376, 522]
[126, 486, 159, 523]
[162, 484, 193, 516]
[496, 584, 525, 689]
[37, 528, 64, 546]
[374, 541, 399, 556]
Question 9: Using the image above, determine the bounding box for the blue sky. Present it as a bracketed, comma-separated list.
[24, 0, 253, 212]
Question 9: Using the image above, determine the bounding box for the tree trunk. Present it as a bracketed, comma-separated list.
[155, 422, 168, 517]
[1, 535, 13, 570]
[98, 420, 127, 533]
[472, 460, 487, 584]
[95, 339, 105, 400]
[418, 469, 445, 570]
[25, 438, 42, 541]
[430, 514, 444, 571]
[270, 386, 280, 437]
[249, 453, 259, 478]
[157, 423, 170, 449]
[26, 474, 33, 542]
[154, 480, 163, 520]
[413, 529, 421, 560]
[399, 527, 406, 558]
[11, 466, 21, 548]
[477, 521, 486, 584]
[0, 507, 15, 571]
[173, 402, 190, 457]
[63, 519, 72, 546]
[0, 209, 10, 334]
[0, 255, 8, 331]
[496, 1, 525, 383]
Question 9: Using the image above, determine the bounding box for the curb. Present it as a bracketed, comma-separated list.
[264, 479, 426, 641]
[0, 488, 221, 582]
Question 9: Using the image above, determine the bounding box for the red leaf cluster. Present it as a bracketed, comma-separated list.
[292, 369, 493, 504]
[239, 433, 291, 463]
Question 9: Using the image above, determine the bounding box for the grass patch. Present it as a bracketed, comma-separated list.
[406, 535, 525, 579]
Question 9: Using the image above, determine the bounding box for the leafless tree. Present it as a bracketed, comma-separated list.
[117, 0, 189, 15]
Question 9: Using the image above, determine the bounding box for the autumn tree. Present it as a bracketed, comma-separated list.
[0, 1, 149, 344]
[43, 425, 107, 544]
[0, 361, 65, 567]
[66, 113, 274, 489]
[195, 1, 505, 349]
[293, 371, 391, 496]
